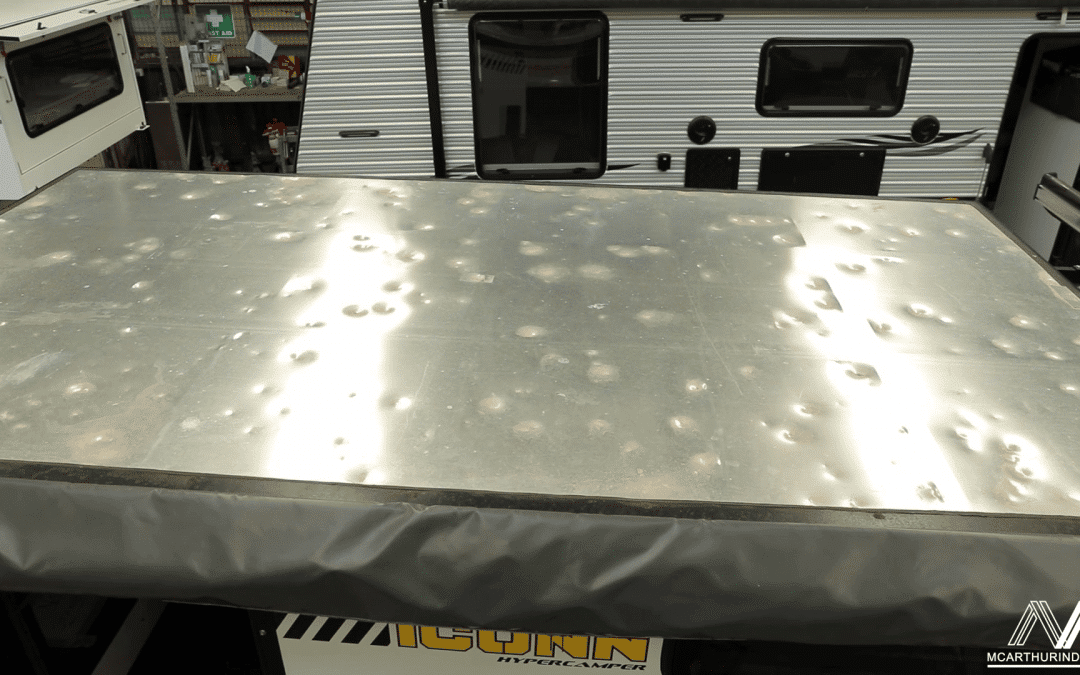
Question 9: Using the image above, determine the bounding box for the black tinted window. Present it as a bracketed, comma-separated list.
[6, 23, 124, 138]
[757, 40, 912, 117]
[469, 13, 608, 180]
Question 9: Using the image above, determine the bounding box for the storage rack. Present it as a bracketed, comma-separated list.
[125, 0, 314, 66]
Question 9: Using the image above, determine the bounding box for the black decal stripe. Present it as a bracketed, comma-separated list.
[284, 615, 317, 640]
[831, 138, 920, 148]
[826, 139, 892, 146]
[341, 620, 375, 644]
[450, 163, 635, 174]
[371, 624, 392, 646]
[313, 618, 347, 642]
[828, 129, 982, 150]
[828, 136, 908, 144]
[833, 136, 904, 144]
[806, 139, 916, 149]
[899, 134, 984, 157]
[934, 130, 981, 142]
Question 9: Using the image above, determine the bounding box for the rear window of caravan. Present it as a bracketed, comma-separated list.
[468, 12, 609, 181]
[5, 23, 124, 138]
[756, 39, 912, 117]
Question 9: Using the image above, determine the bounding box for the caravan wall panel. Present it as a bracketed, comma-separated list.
[299, 0, 435, 178]
[300, 3, 1073, 198]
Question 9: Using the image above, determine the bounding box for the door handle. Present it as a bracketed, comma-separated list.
[339, 130, 379, 138]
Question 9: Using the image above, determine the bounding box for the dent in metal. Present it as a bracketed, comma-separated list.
[1, 171, 1079, 517]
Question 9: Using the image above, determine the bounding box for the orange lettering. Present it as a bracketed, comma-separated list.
[476, 630, 530, 655]
[419, 626, 472, 651]
[592, 638, 648, 662]
[395, 624, 417, 648]
[535, 634, 590, 659]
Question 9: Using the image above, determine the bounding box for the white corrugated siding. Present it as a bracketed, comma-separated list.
[298, 1, 434, 177]
[301, 3, 1080, 197]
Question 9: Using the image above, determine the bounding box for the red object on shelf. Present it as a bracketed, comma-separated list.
[273, 55, 299, 76]
[263, 118, 287, 136]
[263, 118, 288, 155]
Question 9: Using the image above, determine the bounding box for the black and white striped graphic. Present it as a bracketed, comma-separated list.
[808, 129, 985, 157]
[278, 614, 392, 646]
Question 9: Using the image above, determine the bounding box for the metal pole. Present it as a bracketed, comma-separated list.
[194, 108, 210, 170]
[153, 0, 190, 171]
[185, 104, 195, 168]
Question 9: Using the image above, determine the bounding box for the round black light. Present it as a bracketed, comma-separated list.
[687, 116, 716, 145]
[911, 116, 940, 145]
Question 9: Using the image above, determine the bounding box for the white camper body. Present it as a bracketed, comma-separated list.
[0, 0, 154, 200]
[297, 1, 1080, 201]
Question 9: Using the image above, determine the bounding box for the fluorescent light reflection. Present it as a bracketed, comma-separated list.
[263, 184, 412, 484]
[787, 202, 972, 511]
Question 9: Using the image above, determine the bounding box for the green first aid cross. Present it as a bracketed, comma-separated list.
[204, 6, 235, 38]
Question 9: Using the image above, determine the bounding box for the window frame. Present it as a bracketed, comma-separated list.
[755, 38, 913, 118]
[5, 22, 125, 139]
[467, 10, 609, 181]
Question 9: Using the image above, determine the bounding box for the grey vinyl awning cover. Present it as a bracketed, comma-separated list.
[0, 473, 1077, 647]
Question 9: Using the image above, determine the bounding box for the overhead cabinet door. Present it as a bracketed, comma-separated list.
[0, 0, 155, 41]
